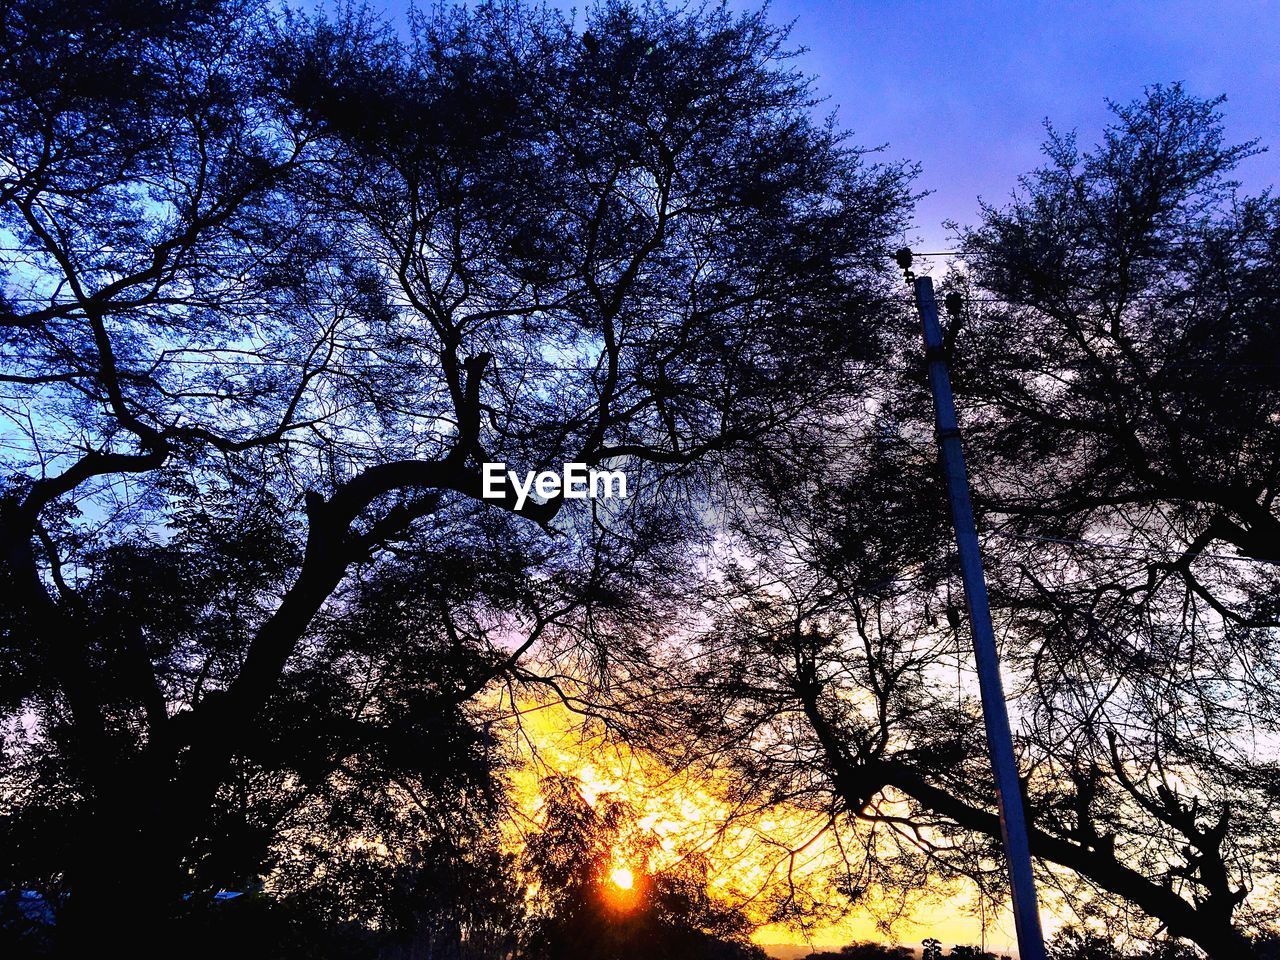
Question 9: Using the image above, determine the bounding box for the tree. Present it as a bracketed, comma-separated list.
[951, 84, 1280, 955]
[957, 83, 1280, 570]
[947, 948, 1005, 960]
[1048, 925, 1201, 960]
[1, 507, 529, 959]
[0, 0, 913, 952]
[659, 87, 1279, 960]
[523, 774, 766, 960]
[800, 941, 914, 959]
[1048, 927, 1127, 960]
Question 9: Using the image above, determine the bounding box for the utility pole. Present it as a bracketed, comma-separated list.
[900, 252, 1047, 960]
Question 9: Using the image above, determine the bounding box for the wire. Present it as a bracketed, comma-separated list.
[906, 239, 1276, 258]
[985, 529, 1276, 566]
[3, 239, 1273, 258]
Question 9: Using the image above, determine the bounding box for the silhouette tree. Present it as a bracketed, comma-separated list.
[800, 941, 914, 959]
[655, 87, 1279, 960]
[951, 84, 1280, 957]
[0, 0, 912, 952]
[523, 775, 765, 960]
[947, 947, 1003, 960]
[1047, 925, 1202, 960]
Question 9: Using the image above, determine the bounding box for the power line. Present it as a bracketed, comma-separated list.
[985, 529, 1276, 566]
[905, 240, 1276, 258]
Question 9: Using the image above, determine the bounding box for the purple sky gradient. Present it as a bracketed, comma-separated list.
[740, 0, 1280, 250]
[370, 1, 1280, 250]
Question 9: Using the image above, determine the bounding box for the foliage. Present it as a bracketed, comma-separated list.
[801, 940, 915, 959]
[523, 774, 766, 960]
[1048, 925, 1200, 960]
[2, 1, 1278, 958]
[653, 85, 1280, 960]
[0, 0, 910, 953]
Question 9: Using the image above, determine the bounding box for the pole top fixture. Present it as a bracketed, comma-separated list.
[894, 247, 915, 283]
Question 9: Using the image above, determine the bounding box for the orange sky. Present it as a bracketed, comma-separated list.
[504, 700, 1025, 957]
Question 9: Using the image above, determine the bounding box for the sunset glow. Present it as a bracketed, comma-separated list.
[506, 700, 1022, 954]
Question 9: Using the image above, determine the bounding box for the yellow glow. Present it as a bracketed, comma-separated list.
[503, 699, 1028, 955]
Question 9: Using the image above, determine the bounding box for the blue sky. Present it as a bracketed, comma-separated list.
[374, 0, 1280, 251]
[741, 0, 1280, 250]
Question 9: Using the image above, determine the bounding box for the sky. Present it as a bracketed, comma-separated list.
[6, 4, 1268, 954]
[309, 1, 1279, 951]
[514, 701, 1025, 956]
[373, 0, 1280, 252]
[742, 0, 1280, 251]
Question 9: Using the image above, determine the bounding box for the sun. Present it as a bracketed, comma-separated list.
[609, 866, 634, 890]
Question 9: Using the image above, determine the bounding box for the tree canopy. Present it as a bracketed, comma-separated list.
[0, 0, 911, 955]
[1, 2, 1277, 959]
[663, 84, 1280, 960]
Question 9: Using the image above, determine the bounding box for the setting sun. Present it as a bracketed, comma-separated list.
[609, 866, 634, 891]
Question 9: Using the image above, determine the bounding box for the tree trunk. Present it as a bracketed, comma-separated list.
[57, 780, 186, 956]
